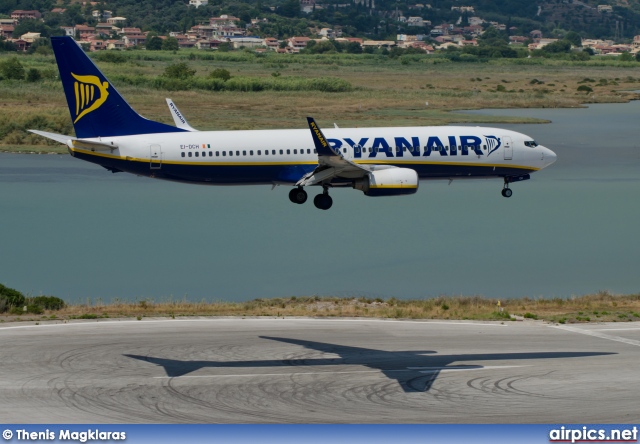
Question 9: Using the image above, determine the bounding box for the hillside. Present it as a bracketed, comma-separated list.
[2, 0, 640, 40]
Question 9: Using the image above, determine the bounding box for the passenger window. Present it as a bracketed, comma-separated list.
[181, 152, 185, 157]
[314, 149, 317, 153]
[209, 151, 212, 156]
[243, 151, 246, 156]
[236, 151, 239, 156]
[483, 145, 487, 150]
[229, 151, 233, 156]
[258, 150, 261, 155]
[272, 150, 276, 155]
[293, 149, 297, 154]
[343, 148, 347, 153]
[188, 152, 192, 157]
[280, 150, 283, 155]
[265, 150, 269, 155]
[307, 149, 311, 154]
[195, 152, 199, 157]
[286, 149, 290, 154]
[216, 151, 219, 156]
[250, 150, 253, 155]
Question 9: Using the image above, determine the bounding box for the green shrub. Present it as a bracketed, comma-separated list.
[30, 296, 66, 310]
[523, 312, 538, 319]
[77, 314, 98, 319]
[26, 304, 43, 314]
[577, 85, 593, 93]
[26, 68, 42, 82]
[93, 51, 127, 64]
[209, 68, 231, 81]
[0, 283, 25, 309]
[0, 57, 25, 80]
[163, 62, 196, 80]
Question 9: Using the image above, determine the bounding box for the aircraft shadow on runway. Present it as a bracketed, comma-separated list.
[124, 336, 615, 392]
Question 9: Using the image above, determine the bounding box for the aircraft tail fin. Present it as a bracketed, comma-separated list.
[51, 36, 186, 138]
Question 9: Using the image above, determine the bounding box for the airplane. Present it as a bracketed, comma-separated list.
[124, 336, 613, 392]
[31, 36, 557, 210]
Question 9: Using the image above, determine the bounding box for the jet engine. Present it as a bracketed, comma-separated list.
[353, 168, 419, 197]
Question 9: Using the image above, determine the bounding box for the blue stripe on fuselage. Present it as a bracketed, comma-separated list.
[71, 150, 536, 185]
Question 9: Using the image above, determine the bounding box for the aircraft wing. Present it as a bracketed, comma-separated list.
[296, 117, 371, 187]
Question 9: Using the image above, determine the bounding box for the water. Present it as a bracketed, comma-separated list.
[1, 102, 640, 303]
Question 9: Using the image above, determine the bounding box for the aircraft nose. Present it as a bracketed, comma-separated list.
[541, 146, 557, 167]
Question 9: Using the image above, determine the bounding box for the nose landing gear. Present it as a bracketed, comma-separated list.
[502, 180, 513, 198]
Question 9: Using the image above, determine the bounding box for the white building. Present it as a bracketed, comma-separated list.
[189, 0, 209, 7]
[407, 17, 425, 27]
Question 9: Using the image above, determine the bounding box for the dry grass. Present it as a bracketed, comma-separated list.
[3, 292, 640, 324]
[3, 52, 640, 153]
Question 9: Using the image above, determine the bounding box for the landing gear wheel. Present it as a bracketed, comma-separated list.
[289, 187, 308, 204]
[313, 193, 333, 210]
[501, 188, 513, 198]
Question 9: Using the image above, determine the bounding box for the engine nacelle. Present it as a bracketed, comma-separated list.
[354, 168, 419, 197]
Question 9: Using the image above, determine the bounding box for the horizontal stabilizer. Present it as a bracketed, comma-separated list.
[28, 129, 75, 144]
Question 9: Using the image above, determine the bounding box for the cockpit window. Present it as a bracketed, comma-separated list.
[524, 140, 538, 147]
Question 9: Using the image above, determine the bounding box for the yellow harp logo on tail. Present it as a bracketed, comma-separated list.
[71, 73, 109, 124]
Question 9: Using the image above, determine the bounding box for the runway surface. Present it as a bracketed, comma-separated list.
[1, 318, 639, 423]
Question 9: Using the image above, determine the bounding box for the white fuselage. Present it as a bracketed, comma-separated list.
[69, 125, 556, 186]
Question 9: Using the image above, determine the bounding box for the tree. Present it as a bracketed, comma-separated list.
[0, 283, 26, 310]
[619, 51, 633, 62]
[146, 36, 163, 50]
[209, 68, 231, 81]
[542, 39, 572, 53]
[280, 0, 300, 18]
[163, 62, 196, 80]
[565, 31, 582, 47]
[12, 19, 50, 38]
[26, 68, 42, 82]
[0, 37, 17, 52]
[0, 57, 25, 80]
[162, 37, 179, 51]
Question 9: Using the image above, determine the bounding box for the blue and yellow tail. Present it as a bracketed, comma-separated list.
[51, 36, 185, 138]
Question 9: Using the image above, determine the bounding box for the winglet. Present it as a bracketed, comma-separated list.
[166, 98, 197, 131]
[307, 117, 338, 157]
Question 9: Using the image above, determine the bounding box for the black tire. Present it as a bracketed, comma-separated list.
[313, 193, 333, 210]
[289, 187, 307, 204]
[502, 188, 513, 198]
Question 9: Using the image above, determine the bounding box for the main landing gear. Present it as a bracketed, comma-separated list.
[313, 189, 333, 210]
[288, 187, 308, 204]
[289, 186, 332, 210]
[501, 180, 513, 198]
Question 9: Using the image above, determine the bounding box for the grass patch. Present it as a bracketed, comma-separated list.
[2, 51, 640, 152]
[2, 291, 639, 324]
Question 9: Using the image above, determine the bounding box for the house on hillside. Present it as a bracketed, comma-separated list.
[287, 36, 310, 51]
[0, 25, 14, 39]
[11, 10, 42, 20]
[75, 25, 96, 39]
[107, 17, 127, 25]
